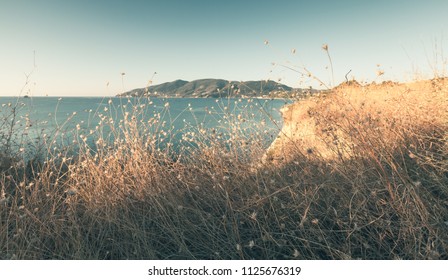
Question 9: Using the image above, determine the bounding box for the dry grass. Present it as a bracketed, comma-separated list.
[264, 78, 448, 259]
[1, 78, 447, 259]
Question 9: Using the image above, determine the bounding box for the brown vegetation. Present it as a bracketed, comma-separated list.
[1, 78, 447, 259]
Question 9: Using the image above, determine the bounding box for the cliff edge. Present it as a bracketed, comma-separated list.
[264, 78, 448, 165]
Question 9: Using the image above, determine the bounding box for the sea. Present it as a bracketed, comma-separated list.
[0, 97, 291, 156]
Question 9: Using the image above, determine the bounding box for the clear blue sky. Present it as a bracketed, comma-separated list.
[1, 0, 447, 96]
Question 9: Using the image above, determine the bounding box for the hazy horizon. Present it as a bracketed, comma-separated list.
[1, 0, 448, 97]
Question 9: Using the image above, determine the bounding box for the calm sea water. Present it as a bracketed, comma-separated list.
[0, 97, 291, 153]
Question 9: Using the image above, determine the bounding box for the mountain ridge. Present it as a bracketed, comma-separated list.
[117, 79, 315, 98]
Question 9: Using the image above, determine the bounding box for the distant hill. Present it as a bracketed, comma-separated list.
[117, 79, 315, 98]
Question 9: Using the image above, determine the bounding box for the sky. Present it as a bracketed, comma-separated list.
[0, 0, 447, 96]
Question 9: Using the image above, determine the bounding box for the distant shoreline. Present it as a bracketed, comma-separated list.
[0, 95, 295, 100]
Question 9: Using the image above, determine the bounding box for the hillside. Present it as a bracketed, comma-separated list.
[118, 79, 313, 98]
[264, 78, 448, 164]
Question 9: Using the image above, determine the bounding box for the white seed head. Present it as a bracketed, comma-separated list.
[248, 240, 255, 248]
[236, 244, 242, 251]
